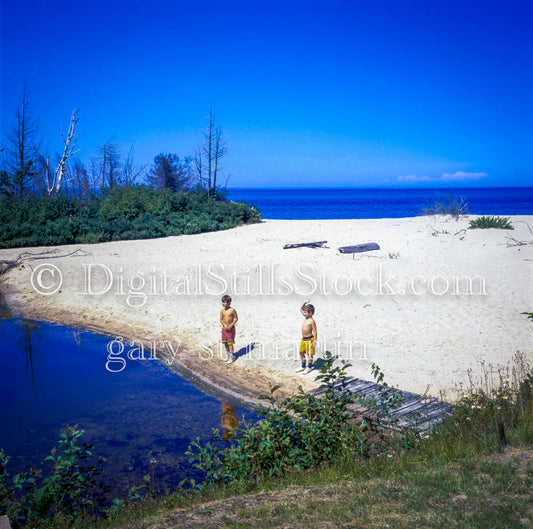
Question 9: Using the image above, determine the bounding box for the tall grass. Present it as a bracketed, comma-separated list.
[420, 195, 468, 218]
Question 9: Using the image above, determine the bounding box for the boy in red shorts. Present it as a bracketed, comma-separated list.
[220, 295, 238, 363]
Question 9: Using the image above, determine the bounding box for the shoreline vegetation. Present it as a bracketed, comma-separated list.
[0, 186, 261, 249]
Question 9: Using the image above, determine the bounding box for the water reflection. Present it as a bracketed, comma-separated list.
[0, 290, 13, 321]
[0, 312, 258, 495]
[221, 402, 239, 441]
[0, 291, 41, 385]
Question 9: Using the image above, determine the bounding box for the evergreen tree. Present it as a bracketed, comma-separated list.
[147, 153, 191, 191]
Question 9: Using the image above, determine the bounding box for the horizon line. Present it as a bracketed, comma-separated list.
[226, 185, 533, 190]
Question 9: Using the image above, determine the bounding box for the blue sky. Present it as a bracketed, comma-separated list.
[1, 0, 532, 188]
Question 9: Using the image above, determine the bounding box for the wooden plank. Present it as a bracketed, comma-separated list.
[308, 375, 454, 433]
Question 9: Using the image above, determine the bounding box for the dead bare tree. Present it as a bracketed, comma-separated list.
[122, 144, 146, 185]
[70, 159, 91, 199]
[195, 106, 228, 196]
[5, 82, 41, 197]
[212, 123, 228, 194]
[96, 140, 122, 190]
[194, 146, 204, 188]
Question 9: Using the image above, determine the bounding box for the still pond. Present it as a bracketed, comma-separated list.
[0, 299, 257, 495]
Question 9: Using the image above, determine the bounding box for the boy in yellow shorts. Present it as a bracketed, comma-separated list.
[296, 300, 317, 375]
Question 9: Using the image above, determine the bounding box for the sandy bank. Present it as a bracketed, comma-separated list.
[1, 215, 532, 403]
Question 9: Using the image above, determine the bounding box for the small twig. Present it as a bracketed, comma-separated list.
[512, 220, 533, 236]
[505, 234, 533, 247]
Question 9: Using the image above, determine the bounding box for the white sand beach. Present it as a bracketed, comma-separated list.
[1, 215, 532, 403]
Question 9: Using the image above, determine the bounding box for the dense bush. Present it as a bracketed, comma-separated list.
[0, 186, 261, 248]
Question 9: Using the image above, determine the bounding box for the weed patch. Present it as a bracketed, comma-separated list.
[469, 215, 514, 229]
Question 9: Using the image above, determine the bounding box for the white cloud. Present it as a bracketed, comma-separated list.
[397, 174, 432, 183]
[397, 171, 488, 184]
[440, 171, 488, 182]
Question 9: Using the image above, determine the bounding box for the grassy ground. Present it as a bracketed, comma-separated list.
[109, 446, 532, 529]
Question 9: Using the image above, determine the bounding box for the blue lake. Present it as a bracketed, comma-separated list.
[0, 297, 257, 496]
[227, 187, 533, 219]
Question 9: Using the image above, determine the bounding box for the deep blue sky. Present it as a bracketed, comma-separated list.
[1, 0, 532, 188]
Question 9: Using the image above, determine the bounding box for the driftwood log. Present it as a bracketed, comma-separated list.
[0, 248, 90, 277]
[283, 240, 327, 249]
[338, 242, 380, 254]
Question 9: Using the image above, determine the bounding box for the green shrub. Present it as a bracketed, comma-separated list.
[0, 426, 110, 526]
[468, 216, 514, 230]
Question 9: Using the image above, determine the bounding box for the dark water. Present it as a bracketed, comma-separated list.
[227, 187, 533, 219]
[0, 303, 257, 496]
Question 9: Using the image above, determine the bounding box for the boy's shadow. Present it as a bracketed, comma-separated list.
[234, 342, 255, 360]
[313, 357, 327, 371]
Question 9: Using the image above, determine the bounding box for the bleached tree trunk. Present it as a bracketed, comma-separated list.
[48, 109, 80, 195]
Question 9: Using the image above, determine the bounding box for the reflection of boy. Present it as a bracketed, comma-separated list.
[220, 295, 238, 363]
[296, 300, 317, 375]
[221, 402, 238, 441]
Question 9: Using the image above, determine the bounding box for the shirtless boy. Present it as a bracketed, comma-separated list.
[296, 300, 317, 374]
[220, 295, 238, 363]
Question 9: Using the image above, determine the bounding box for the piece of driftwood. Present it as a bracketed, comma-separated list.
[338, 242, 380, 254]
[283, 240, 327, 249]
[0, 248, 90, 277]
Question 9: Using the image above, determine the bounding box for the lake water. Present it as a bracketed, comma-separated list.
[0, 297, 258, 496]
[227, 187, 533, 219]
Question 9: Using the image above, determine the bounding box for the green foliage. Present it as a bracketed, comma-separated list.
[420, 195, 468, 217]
[0, 186, 261, 248]
[0, 426, 110, 526]
[468, 215, 514, 230]
[147, 153, 192, 192]
[187, 353, 415, 488]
